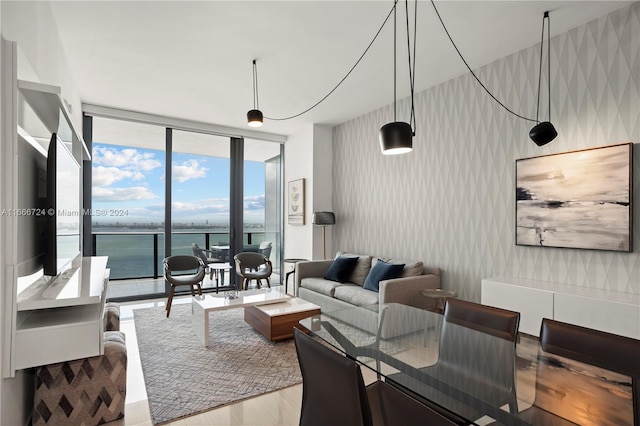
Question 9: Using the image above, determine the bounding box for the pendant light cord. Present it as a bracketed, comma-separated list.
[547, 12, 551, 122]
[534, 12, 551, 123]
[430, 0, 538, 123]
[252, 60, 259, 110]
[405, 0, 417, 134]
[264, 2, 398, 121]
[393, 2, 397, 122]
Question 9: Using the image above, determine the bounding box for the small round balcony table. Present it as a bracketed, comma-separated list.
[420, 289, 457, 314]
[283, 258, 308, 295]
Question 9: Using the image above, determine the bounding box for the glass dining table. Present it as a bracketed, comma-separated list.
[299, 303, 635, 426]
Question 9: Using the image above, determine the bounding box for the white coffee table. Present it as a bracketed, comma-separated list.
[192, 288, 290, 346]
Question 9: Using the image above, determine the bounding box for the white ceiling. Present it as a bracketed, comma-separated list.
[50, 1, 632, 138]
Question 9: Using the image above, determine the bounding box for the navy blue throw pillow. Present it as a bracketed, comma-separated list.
[325, 256, 359, 283]
[363, 260, 405, 292]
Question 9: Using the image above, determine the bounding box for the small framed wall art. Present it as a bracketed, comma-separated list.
[288, 178, 305, 225]
[516, 143, 633, 252]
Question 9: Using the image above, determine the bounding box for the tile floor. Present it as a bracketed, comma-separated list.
[110, 297, 630, 426]
[111, 295, 304, 426]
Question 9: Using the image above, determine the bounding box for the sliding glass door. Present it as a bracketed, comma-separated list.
[171, 130, 232, 290]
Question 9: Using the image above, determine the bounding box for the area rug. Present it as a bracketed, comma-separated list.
[134, 303, 302, 425]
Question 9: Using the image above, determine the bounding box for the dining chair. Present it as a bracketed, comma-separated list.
[163, 255, 205, 317]
[234, 252, 272, 290]
[191, 243, 224, 280]
[388, 298, 520, 422]
[293, 329, 461, 426]
[510, 318, 640, 425]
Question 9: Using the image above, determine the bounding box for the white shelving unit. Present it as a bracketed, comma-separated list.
[2, 79, 102, 377]
[14, 257, 109, 371]
[481, 276, 640, 338]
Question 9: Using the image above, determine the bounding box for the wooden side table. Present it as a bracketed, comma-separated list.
[283, 258, 308, 295]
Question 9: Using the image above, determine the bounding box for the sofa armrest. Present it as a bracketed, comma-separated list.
[295, 260, 333, 286]
[379, 274, 441, 309]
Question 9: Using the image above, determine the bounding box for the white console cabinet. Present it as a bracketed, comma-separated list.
[481, 276, 640, 338]
[12, 257, 109, 373]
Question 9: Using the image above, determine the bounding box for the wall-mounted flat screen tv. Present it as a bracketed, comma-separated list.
[43, 133, 81, 276]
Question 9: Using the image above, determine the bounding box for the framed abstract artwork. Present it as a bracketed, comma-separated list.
[516, 143, 633, 252]
[288, 178, 305, 225]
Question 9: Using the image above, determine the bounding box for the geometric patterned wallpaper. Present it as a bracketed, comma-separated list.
[333, 2, 639, 302]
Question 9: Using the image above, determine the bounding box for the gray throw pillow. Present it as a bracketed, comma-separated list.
[336, 251, 372, 286]
[375, 258, 423, 278]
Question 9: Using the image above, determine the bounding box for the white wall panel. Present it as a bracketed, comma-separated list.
[333, 3, 640, 302]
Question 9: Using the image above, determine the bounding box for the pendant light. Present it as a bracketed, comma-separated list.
[529, 11, 557, 146]
[379, 0, 415, 155]
[247, 59, 263, 127]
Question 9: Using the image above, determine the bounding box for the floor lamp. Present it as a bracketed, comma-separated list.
[312, 212, 335, 260]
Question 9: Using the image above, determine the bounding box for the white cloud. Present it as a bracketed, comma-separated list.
[93, 146, 162, 171]
[93, 166, 145, 186]
[93, 186, 158, 202]
[173, 159, 207, 183]
[244, 195, 265, 210]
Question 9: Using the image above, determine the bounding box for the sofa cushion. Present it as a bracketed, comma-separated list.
[375, 258, 424, 278]
[334, 284, 380, 306]
[300, 277, 344, 297]
[336, 251, 373, 286]
[325, 256, 359, 283]
[363, 260, 405, 292]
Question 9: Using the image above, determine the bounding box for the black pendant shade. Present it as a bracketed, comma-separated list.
[529, 121, 557, 146]
[247, 109, 263, 127]
[379, 122, 413, 155]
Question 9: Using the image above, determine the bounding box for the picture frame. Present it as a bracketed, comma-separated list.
[288, 178, 305, 225]
[516, 143, 633, 252]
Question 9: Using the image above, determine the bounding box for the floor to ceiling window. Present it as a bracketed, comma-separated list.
[90, 117, 166, 295]
[244, 138, 282, 279]
[86, 114, 283, 300]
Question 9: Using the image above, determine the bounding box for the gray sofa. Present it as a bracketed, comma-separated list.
[296, 252, 441, 338]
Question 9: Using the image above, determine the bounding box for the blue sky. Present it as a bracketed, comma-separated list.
[92, 143, 266, 225]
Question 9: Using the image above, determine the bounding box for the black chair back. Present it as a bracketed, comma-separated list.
[539, 318, 640, 425]
[293, 328, 373, 426]
[164, 254, 203, 274]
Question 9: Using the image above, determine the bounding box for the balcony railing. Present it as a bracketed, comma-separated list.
[92, 231, 274, 280]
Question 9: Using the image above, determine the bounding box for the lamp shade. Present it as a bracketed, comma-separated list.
[312, 211, 335, 225]
[379, 122, 413, 155]
[529, 121, 557, 146]
[247, 109, 263, 127]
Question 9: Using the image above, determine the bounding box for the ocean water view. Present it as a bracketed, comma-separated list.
[94, 228, 270, 279]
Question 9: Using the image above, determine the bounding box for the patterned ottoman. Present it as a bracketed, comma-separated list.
[104, 302, 121, 332]
[32, 331, 127, 425]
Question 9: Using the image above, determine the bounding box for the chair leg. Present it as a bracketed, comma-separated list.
[266, 277, 271, 288]
[256, 279, 261, 289]
[189, 285, 195, 296]
[196, 283, 202, 296]
[166, 286, 175, 317]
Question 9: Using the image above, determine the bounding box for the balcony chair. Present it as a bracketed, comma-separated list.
[192, 243, 224, 281]
[234, 252, 272, 290]
[163, 255, 205, 317]
[293, 328, 460, 426]
[387, 298, 520, 422]
[506, 318, 640, 425]
[258, 241, 272, 259]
